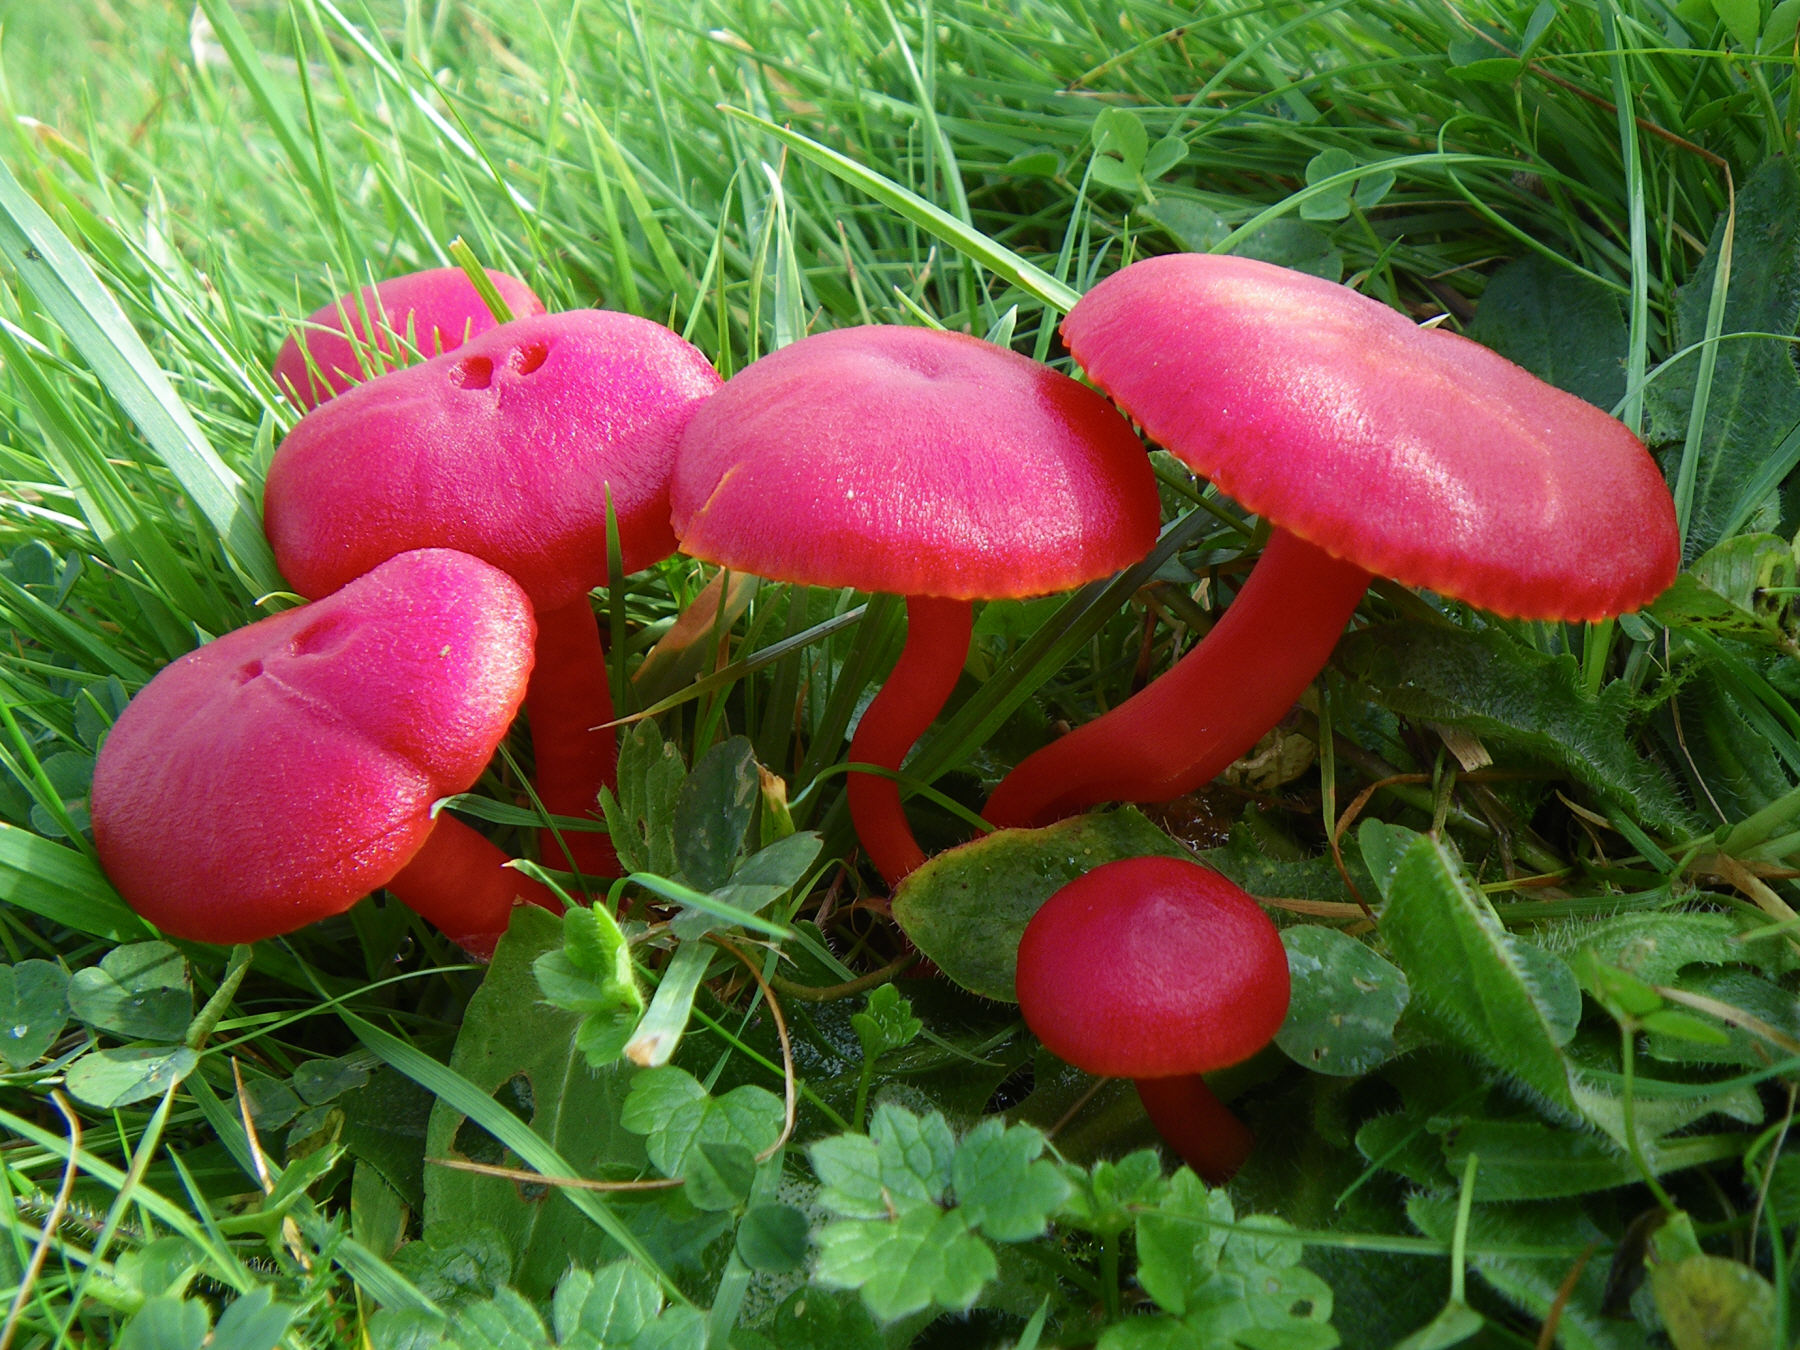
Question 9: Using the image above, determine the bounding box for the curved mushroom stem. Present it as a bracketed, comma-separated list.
[847, 595, 973, 888]
[985, 529, 1371, 828]
[386, 814, 563, 960]
[527, 597, 622, 881]
[1134, 1074, 1256, 1186]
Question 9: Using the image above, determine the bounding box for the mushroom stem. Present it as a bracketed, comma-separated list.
[386, 815, 562, 960]
[984, 528, 1370, 828]
[526, 597, 622, 880]
[1134, 1074, 1256, 1185]
[847, 595, 973, 888]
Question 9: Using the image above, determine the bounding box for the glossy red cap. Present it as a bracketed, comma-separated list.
[670, 326, 1159, 600]
[1062, 254, 1679, 621]
[265, 309, 721, 608]
[91, 549, 535, 943]
[1015, 855, 1290, 1080]
[273, 267, 546, 410]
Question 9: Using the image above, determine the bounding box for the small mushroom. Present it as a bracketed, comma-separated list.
[985, 254, 1681, 828]
[273, 267, 545, 410]
[670, 325, 1160, 886]
[265, 308, 721, 878]
[91, 549, 555, 957]
[1015, 854, 1289, 1182]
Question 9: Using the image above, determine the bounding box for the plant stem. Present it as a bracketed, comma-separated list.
[846, 595, 972, 885]
[1620, 1019, 1677, 1212]
[986, 529, 1370, 827]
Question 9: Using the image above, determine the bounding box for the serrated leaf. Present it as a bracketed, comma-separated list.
[1276, 926, 1409, 1075]
[1463, 255, 1628, 411]
[1646, 157, 1800, 554]
[1060, 1149, 1167, 1236]
[601, 722, 686, 876]
[618, 1065, 781, 1178]
[0, 958, 69, 1069]
[851, 984, 921, 1059]
[630, 1305, 706, 1350]
[552, 1262, 662, 1346]
[66, 941, 191, 1041]
[534, 905, 643, 1067]
[813, 1206, 996, 1322]
[446, 1286, 550, 1350]
[890, 808, 1187, 1001]
[950, 1118, 1071, 1242]
[64, 1044, 199, 1108]
[671, 736, 757, 890]
[1378, 834, 1579, 1112]
[1337, 621, 1694, 833]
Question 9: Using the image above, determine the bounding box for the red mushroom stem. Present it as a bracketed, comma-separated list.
[386, 814, 561, 960]
[526, 597, 623, 878]
[984, 529, 1370, 828]
[847, 595, 973, 887]
[1133, 1074, 1257, 1186]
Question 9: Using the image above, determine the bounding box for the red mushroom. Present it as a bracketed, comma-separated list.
[264, 308, 721, 879]
[273, 267, 546, 411]
[985, 254, 1681, 829]
[91, 549, 557, 957]
[670, 325, 1160, 887]
[1015, 854, 1289, 1182]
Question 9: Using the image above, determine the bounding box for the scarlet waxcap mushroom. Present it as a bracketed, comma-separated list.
[986, 254, 1681, 828]
[670, 325, 1159, 885]
[1015, 854, 1289, 1180]
[91, 548, 554, 954]
[265, 308, 722, 879]
[273, 267, 545, 410]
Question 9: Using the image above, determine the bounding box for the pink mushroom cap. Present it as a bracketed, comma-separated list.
[91, 549, 536, 944]
[670, 325, 1160, 599]
[1062, 254, 1679, 622]
[265, 308, 722, 608]
[273, 267, 546, 411]
[1015, 855, 1290, 1081]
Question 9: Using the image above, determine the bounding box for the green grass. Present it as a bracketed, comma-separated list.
[0, 0, 1798, 1346]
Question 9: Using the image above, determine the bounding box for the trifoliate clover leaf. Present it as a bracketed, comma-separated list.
[618, 1065, 782, 1178]
[950, 1118, 1070, 1242]
[813, 1207, 996, 1322]
[851, 984, 921, 1059]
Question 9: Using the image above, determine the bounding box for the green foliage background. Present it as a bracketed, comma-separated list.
[0, 1, 1798, 1347]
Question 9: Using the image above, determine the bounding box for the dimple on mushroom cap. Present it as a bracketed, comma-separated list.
[265, 309, 722, 608]
[1061, 254, 1679, 622]
[90, 548, 535, 944]
[273, 267, 546, 411]
[1015, 854, 1290, 1081]
[670, 326, 1160, 600]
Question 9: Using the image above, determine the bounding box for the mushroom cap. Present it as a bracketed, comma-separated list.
[265, 309, 722, 608]
[273, 267, 546, 410]
[670, 326, 1160, 600]
[91, 549, 535, 944]
[1015, 855, 1290, 1080]
[1061, 254, 1679, 622]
